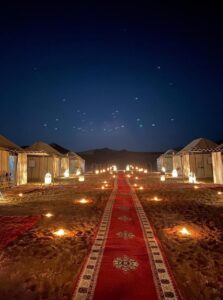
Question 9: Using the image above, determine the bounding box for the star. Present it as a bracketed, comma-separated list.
[157, 66, 161, 70]
[43, 123, 47, 127]
[121, 125, 125, 128]
[135, 97, 139, 101]
[152, 123, 156, 127]
[136, 118, 140, 122]
[139, 124, 143, 128]
[62, 98, 66, 102]
[55, 118, 59, 121]
[54, 127, 58, 131]
[170, 118, 174, 122]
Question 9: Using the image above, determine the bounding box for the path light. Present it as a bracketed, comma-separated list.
[64, 169, 69, 178]
[134, 183, 137, 187]
[53, 229, 65, 237]
[160, 175, 165, 182]
[172, 169, 178, 178]
[179, 227, 190, 236]
[127, 174, 131, 178]
[126, 165, 130, 171]
[45, 173, 52, 184]
[144, 169, 148, 174]
[101, 185, 105, 190]
[139, 186, 144, 190]
[45, 212, 53, 218]
[78, 176, 85, 182]
[104, 180, 107, 184]
[217, 191, 222, 195]
[113, 165, 117, 172]
[161, 167, 166, 173]
[95, 170, 99, 175]
[135, 176, 138, 180]
[18, 193, 23, 197]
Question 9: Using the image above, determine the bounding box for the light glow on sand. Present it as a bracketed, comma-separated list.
[79, 198, 88, 204]
[78, 176, 85, 182]
[160, 175, 165, 182]
[179, 227, 190, 236]
[45, 212, 53, 218]
[53, 229, 65, 237]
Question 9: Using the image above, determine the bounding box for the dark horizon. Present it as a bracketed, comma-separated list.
[0, 2, 222, 152]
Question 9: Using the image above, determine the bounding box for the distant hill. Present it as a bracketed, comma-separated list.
[78, 148, 163, 171]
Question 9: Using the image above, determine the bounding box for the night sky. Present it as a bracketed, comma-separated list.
[0, 2, 222, 152]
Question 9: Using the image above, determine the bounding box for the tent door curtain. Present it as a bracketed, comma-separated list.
[9, 155, 17, 184]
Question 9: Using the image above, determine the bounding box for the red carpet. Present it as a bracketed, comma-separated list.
[73, 173, 179, 299]
[0, 215, 41, 250]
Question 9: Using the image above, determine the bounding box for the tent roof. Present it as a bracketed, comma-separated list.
[163, 149, 177, 156]
[215, 143, 223, 152]
[177, 138, 218, 154]
[50, 143, 85, 161]
[0, 134, 23, 152]
[25, 141, 62, 156]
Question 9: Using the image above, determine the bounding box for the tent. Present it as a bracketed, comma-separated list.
[0, 134, 27, 186]
[50, 143, 85, 175]
[157, 149, 177, 172]
[25, 141, 62, 182]
[212, 143, 223, 184]
[173, 138, 218, 179]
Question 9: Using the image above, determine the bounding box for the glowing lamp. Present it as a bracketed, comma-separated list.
[45, 173, 52, 185]
[153, 196, 160, 201]
[217, 191, 222, 195]
[144, 169, 148, 174]
[134, 183, 137, 187]
[139, 186, 144, 190]
[127, 174, 131, 178]
[194, 185, 199, 189]
[76, 169, 81, 176]
[45, 213, 53, 218]
[64, 169, 69, 178]
[113, 165, 117, 172]
[161, 167, 166, 173]
[78, 176, 85, 182]
[101, 185, 105, 190]
[135, 176, 138, 180]
[18, 193, 23, 197]
[126, 165, 130, 171]
[160, 175, 165, 182]
[113, 175, 116, 178]
[172, 169, 178, 178]
[95, 170, 99, 175]
[179, 227, 190, 236]
[53, 229, 65, 237]
[104, 180, 107, 184]
[188, 173, 196, 184]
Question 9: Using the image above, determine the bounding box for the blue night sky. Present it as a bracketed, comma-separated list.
[0, 2, 222, 152]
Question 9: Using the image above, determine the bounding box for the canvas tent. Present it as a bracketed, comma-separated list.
[25, 141, 62, 182]
[0, 134, 27, 186]
[173, 138, 218, 179]
[157, 149, 177, 172]
[50, 143, 85, 175]
[212, 143, 223, 184]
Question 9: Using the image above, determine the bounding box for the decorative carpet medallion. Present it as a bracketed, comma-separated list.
[117, 206, 130, 211]
[116, 231, 135, 240]
[113, 255, 139, 272]
[118, 215, 132, 222]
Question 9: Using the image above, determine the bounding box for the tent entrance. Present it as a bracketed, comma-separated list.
[9, 155, 17, 184]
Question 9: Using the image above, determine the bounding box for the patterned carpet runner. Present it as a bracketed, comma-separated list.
[73, 173, 178, 299]
[0, 215, 41, 250]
